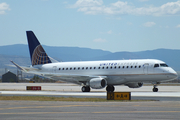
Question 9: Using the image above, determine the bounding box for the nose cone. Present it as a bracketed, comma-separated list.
[170, 72, 178, 79]
[169, 69, 178, 80]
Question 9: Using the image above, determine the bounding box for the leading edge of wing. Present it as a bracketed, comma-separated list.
[43, 72, 107, 79]
[43, 73, 107, 85]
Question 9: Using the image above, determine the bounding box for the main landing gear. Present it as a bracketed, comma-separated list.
[152, 83, 158, 92]
[81, 86, 90, 92]
[81, 85, 115, 92]
[106, 85, 115, 92]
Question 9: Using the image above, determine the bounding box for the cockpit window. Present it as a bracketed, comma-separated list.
[160, 64, 168, 67]
[154, 63, 168, 68]
[154, 64, 159, 67]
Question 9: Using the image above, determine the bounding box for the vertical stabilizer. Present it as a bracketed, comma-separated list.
[26, 31, 52, 66]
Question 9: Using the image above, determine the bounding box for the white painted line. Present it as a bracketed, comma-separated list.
[0, 91, 180, 97]
[132, 92, 180, 97]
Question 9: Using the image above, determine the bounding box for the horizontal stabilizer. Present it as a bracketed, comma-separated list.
[11, 60, 27, 72]
[10, 61, 40, 72]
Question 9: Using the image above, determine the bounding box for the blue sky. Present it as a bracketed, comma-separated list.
[0, 0, 180, 52]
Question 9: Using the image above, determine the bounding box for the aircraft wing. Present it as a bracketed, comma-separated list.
[43, 73, 107, 85]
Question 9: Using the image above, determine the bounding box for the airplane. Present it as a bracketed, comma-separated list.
[11, 31, 178, 92]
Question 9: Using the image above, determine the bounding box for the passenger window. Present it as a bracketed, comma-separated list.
[70, 68, 72, 70]
[62, 68, 64, 70]
[131, 66, 133, 68]
[86, 67, 88, 69]
[90, 67, 92, 69]
[114, 66, 116, 69]
[135, 66, 137, 68]
[106, 66, 108, 69]
[139, 65, 141, 68]
[118, 66, 120, 69]
[123, 66, 124, 69]
[74, 67, 76, 70]
[59, 68, 61, 70]
[98, 67, 100, 69]
[110, 66, 113, 69]
[66, 68, 68, 70]
[82, 67, 84, 70]
[127, 66, 129, 68]
[102, 67, 104, 69]
[94, 67, 96, 69]
[154, 64, 159, 67]
[78, 67, 80, 70]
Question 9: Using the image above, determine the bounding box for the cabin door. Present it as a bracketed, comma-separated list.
[143, 63, 149, 74]
[52, 66, 57, 73]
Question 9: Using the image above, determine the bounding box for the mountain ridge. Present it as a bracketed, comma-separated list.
[0, 44, 180, 71]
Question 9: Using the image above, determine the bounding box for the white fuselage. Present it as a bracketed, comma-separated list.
[34, 59, 177, 85]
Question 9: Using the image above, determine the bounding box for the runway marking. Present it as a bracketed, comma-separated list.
[0, 111, 180, 115]
[1, 91, 180, 97]
[92, 111, 180, 114]
[1, 103, 180, 111]
[0, 104, 100, 110]
[0, 104, 154, 111]
[0, 112, 84, 115]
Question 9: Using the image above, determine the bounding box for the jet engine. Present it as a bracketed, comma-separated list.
[125, 82, 143, 88]
[90, 78, 107, 89]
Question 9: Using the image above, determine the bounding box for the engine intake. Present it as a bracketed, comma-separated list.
[125, 82, 143, 88]
[90, 78, 107, 89]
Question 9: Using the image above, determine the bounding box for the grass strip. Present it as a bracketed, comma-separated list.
[0, 96, 152, 102]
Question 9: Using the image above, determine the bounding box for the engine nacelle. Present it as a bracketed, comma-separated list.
[125, 82, 143, 88]
[90, 78, 107, 89]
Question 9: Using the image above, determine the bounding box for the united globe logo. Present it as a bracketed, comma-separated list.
[32, 45, 51, 66]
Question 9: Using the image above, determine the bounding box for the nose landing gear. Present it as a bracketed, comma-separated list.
[152, 83, 159, 92]
[153, 87, 158, 92]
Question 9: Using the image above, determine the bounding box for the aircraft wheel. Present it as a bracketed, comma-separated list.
[153, 88, 158, 92]
[81, 86, 86, 92]
[81, 86, 90, 92]
[106, 85, 115, 92]
[86, 86, 90, 92]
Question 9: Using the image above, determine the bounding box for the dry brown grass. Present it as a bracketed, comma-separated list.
[0, 96, 155, 102]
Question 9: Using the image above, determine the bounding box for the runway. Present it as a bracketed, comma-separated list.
[0, 83, 180, 101]
[0, 83, 180, 119]
[0, 100, 180, 120]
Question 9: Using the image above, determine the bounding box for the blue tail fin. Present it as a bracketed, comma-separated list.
[26, 31, 52, 66]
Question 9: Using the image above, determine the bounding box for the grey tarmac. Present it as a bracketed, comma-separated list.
[0, 83, 180, 120]
[0, 101, 180, 120]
